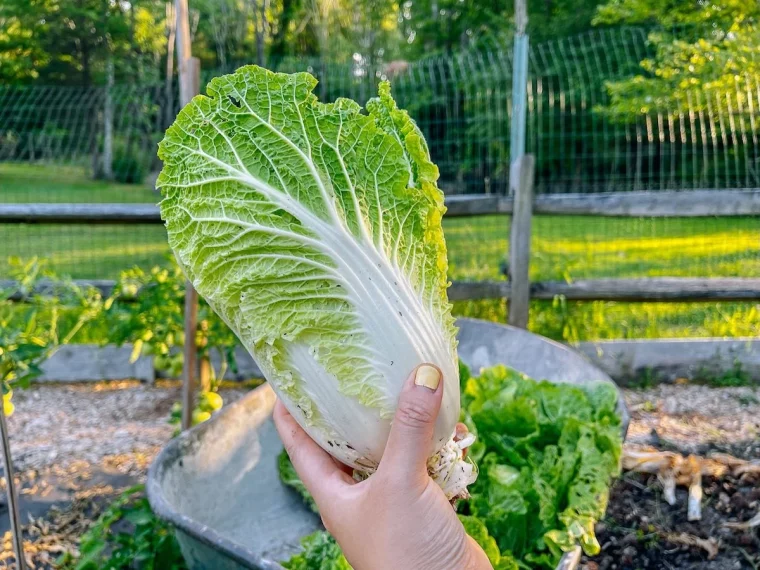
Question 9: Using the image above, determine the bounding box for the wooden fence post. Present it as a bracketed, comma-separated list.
[181, 285, 198, 431]
[102, 55, 114, 181]
[175, 0, 201, 431]
[507, 154, 535, 328]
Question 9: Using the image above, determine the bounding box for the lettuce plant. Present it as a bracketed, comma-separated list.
[158, 66, 475, 498]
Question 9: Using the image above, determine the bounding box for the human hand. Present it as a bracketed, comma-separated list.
[273, 364, 492, 570]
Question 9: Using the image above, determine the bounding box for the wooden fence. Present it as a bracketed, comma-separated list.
[3, 189, 760, 223]
[4, 163, 760, 383]
[3, 162, 760, 327]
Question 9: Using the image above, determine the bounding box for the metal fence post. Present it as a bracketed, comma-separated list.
[0, 402, 26, 570]
[507, 154, 535, 328]
[509, 0, 529, 196]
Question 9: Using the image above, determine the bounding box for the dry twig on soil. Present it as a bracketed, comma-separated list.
[622, 447, 759, 522]
[723, 511, 760, 531]
[662, 533, 720, 560]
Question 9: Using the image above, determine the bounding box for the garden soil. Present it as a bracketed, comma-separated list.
[585, 384, 760, 570]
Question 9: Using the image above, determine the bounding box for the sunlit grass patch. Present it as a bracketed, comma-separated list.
[1, 162, 155, 203]
[1, 224, 170, 278]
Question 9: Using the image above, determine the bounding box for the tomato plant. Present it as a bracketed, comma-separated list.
[0, 258, 104, 415]
[105, 260, 241, 427]
[58, 485, 186, 570]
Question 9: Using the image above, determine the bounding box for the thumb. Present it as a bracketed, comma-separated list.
[377, 364, 443, 484]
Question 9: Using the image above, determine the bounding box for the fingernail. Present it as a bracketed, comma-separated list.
[414, 365, 441, 391]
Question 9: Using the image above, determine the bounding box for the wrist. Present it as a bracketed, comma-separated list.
[399, 531, 489, 570]
[460, 536, 494, 570]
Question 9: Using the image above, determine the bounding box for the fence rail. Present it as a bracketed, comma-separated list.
[3, 189, 760, 224]
[449, 278, 760, 302]
[0, 203, 163, 224]
[7, 277, 760, 304]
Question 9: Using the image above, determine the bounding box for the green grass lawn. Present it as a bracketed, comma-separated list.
[3, 163, 759, 341]
[1, 163, 156, 203]
[3, 224, 171, 278]
[2, 163, 168, 276]
[444, 215, 760, 281]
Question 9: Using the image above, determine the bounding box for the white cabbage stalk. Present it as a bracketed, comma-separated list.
[158, 66, 477, 499]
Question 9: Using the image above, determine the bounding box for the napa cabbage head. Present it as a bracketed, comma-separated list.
[157, 65, 476, 499]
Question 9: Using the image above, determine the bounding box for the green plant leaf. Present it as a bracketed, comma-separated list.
[158, 66, 467, 493]
[278, 449, 318, 513]
[130, 339, 144, 363]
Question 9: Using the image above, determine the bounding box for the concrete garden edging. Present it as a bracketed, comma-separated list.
[36, 338, 760, 387]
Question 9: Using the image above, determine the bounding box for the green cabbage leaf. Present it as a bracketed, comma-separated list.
[158, 65, 473, 498]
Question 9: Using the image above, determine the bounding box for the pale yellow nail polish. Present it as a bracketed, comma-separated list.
[414, 365, 441, 391]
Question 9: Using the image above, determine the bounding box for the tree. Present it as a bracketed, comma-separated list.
[594, 0, 760, 116]
[399, 0, 506, 59]
[0, 0, 51, 83]
[270, 0, 302, 59]
[0, 0, 165, 86]
[395, 0, 606, 60]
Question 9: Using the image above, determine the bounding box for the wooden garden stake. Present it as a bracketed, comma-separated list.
[181, 285, 198, 431]
[175, 0, 201, 431]
[507, 154, 535, 328]
[0, 403, 26, 570]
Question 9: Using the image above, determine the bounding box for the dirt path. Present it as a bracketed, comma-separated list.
[624, 384, 760, 459]
[0, 381, 248, 568]
[0, 381, 757, 568]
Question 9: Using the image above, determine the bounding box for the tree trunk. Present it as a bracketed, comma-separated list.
[90, 110, 100, 179]
[81, 42, 91, 86]
[427, 1, 438, 53]
[271, 0, 293, 59]
[256, 0, 267, 67]
[209, 7, 228, 70]
[102, 56, 114, 181]
[165, 2, 176, 129]
[313, 0, 328, 100]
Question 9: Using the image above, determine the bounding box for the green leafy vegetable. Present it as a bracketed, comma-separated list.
[282, 532, 351, 570]
[280, 364, 622, 569]
[278, 450, 318, 513]
[458, 515, 519, 569]
[158, 65, 474, 499]
[462, 365, 622, 567]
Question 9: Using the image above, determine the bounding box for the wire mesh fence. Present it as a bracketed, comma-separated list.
[1, 25, 758, 340]
[4, 26, 759, 199]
